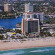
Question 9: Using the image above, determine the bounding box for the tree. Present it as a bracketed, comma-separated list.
[11, 35, 15, 39]
[25, 32, 29, 36]
[46, 32, 52, 36]
[40, 32, 44, 37]
[0, 35, 4, 40]
[16, 29, 21, 33]
[52, 33, 55, 37]
[6, 28, 10, 32]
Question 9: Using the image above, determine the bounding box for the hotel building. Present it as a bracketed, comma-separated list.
[22, 3, 44, 34]
[22, 18, 40, 34]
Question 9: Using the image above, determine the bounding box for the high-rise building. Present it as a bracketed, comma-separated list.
[22, 19, 40, 34]
[24, 3, 44, 24]
[4, 4, 12, 12]
[22, 3, 41, 34]
[25, 3, 33, 12]
[23, 12, 44, 24]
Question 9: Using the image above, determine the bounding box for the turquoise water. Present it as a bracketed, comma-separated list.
[0, 47, 55, 55]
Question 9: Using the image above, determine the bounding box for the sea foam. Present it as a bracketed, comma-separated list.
[30, 49, 53, 53]
[0, 51, 24, 55]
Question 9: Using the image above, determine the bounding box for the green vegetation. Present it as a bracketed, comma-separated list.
[6, 28, 11, 32]
[16, 29, 21, 34]
[40, 28, 52, 37]
[0, 35, 4, 40]
[25, 32, 29, 36]
[0, 2, 55, 18]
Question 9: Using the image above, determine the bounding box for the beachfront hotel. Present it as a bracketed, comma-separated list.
[22, 3, 44, 34]
[22, 18, 40, 34]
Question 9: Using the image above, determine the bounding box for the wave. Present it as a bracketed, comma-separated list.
[0, 51, 24, 55]
[30, 49, 53, 53]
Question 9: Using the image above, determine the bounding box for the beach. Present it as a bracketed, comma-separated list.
[0, 37, 55, 51]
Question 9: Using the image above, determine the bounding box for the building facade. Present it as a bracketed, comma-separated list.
[25, 3, 33, 12]
[22, 3, 43, 34]
[4, 4, 12, 12]
[24, 3, 44, 24]
[22, 19, 40, 34]
[23, 12, 44, 24]
[0, 5, 3, 12]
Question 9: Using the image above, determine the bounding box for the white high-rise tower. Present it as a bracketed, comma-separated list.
[22, 3, 40, 34]
[25, 3, 33, 12]
[23, 3, 44, 24]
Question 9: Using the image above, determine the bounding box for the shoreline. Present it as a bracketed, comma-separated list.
[0, 37, 55, 51]
[0, 16, 22, 19]
[0, 45, 55, 51]
[0, 45, 55, 52]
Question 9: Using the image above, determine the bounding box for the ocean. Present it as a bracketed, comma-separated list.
[0, 47, 55, 55]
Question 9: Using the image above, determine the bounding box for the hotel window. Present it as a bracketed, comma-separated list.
[23, 14, 25, 18]
[38, 15, 40, 19]
[34, 14, 37, 19]
[27, 15, 30, 18]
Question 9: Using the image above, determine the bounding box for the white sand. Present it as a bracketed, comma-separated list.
[0, 37, 55, 51]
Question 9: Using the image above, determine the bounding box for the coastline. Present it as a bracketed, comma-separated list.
[0, 37, 55, 51]
[0, 45, 55, 52]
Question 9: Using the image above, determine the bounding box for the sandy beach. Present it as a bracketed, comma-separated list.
[0, 37, 55, 51]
